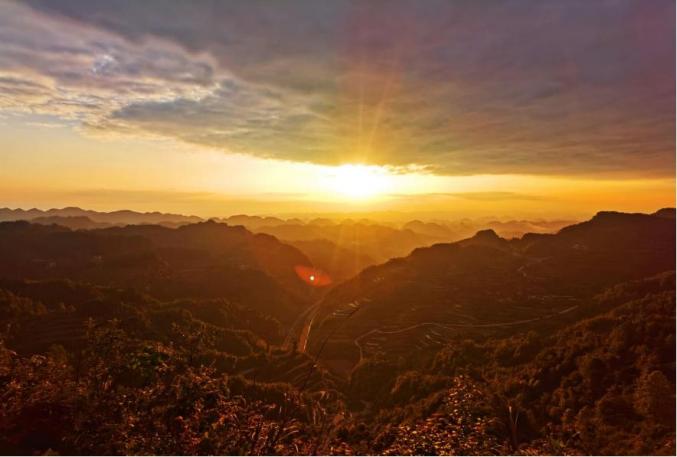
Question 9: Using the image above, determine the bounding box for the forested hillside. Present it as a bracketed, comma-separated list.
[0, 211, 674, 454]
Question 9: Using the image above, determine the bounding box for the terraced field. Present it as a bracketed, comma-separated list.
[15, 313, 87, 354]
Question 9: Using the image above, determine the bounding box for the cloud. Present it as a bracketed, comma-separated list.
[388, 191, 546, 203]
[1, 0, 674, 176]
[0, 1, 220, 122]
[441, 192, 545, 202]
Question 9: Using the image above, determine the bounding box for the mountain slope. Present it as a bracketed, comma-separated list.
[0, 220, 316, 322]
[306, 210, 675, 372]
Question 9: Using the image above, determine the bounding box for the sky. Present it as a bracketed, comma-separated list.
[0, 0, 674, 219]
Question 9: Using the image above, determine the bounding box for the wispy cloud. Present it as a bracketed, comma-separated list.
[388, 191, 546, 202]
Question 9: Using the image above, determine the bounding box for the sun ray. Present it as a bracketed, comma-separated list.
[325, 164, 393, 200]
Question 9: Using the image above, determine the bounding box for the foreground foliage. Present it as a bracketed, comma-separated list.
[1, 273, 673, 455]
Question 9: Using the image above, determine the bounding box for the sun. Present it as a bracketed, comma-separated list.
[327, 164, 392, 200]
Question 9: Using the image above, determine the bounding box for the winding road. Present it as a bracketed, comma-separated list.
[353, 303, 579, 361]
[282, 256, 578, 367]
[282, 300, 322, 352]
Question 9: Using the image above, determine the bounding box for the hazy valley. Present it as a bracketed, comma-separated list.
[0, 207, 674, 455]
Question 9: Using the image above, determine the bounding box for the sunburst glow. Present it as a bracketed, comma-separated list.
[326, 164, 393, 200]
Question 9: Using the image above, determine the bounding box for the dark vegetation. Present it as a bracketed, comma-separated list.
[0, 210, 674, 454]
[0, 220, 313, 323]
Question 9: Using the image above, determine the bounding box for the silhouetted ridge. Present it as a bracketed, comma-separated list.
[455, 227, 509, 250]
[590, 210, 653, 222]
[556, 210, 674, 243]
[0, 207, 202, 226]
[652, 207, 676, 219]
[30, 215, 111, 230]
[473, 228, 500, 240]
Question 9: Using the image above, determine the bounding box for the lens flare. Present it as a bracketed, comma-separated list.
[294, 265, 332, 287]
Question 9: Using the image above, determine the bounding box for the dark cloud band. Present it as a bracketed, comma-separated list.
[1, 0, 674, 176]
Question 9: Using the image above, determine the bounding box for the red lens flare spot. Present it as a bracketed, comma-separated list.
[294, 265, 332, 286]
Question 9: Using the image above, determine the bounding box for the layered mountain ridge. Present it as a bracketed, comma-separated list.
[306, 210, 675, 372]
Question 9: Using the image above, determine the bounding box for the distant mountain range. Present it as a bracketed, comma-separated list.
[218, 214, 579, 282]
[4, 206, 673, 298]
[306, 209, 676, 373]
[0, 207, 202, 227]
[0, 206, 581, 284]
